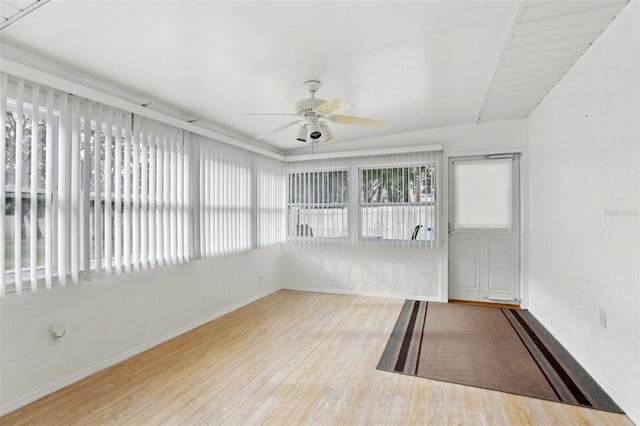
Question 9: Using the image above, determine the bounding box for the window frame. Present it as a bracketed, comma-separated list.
[286, 167, 350, 242]
[358, 161, 437, 244]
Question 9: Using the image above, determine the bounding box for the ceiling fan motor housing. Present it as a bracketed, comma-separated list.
[296, 98, 326, 115]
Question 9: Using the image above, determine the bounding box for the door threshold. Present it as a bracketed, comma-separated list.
[448, 299, 521, 310]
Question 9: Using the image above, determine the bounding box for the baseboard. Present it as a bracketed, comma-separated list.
[284, 285, 444, 302]
[531, 311, 640, 425]
[0, 287, 280, 417]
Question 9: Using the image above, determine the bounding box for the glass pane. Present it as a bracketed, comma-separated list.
[287, 170, 349, 239]
[360, 166, 429, 203]
[454, 159, 512, 229]
[359, 204, 436, 241]
[287, 205, 348, 238]
[359, 164, 436, 241]
[289, 170, 347, 205]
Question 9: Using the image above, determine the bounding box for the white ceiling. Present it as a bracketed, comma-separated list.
[0, 0, 629, 154]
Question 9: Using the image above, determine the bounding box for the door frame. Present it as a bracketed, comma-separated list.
[440, 149, 529, 308]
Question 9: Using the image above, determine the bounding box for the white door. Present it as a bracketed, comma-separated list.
[448, 155, 520, 304]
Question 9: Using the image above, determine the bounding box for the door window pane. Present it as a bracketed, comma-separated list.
[454, 159, 512, 229]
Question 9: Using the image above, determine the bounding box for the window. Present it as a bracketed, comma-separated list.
[452, 159, 513, 230]
[360, 164, 436, 242]
[1, 73, 286, 295]
[2, 81, 56, 294]
[199, 139, 252, 257]
[287, 169, 348, 240]
[286, 150, 440, 247]
[256, 156, 286, 248]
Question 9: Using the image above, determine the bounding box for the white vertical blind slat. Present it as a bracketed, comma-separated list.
[139, 118, 149, 269]
[229, 152, 234, 253]
[164, 128, 171, 263]
[246, 155, 252, 250]
[216, 147, 222, 255]
[132, 115, 141, 271]
[29, 83, 39, 291]
[202, 142, 210, 257]
[0, 73, 7, 296]
[176, 131, 183, 263]
[402, 155, 406, 248]
[155, 125, 164, 264]
[266, 160, 270, 247]
[45, 89, 55, 287]
[198, 139, 204, 257]
[265, 160, 269, 246]
[182, 133, 187, 261]
[183, 132, 191, 261]
[103, 108, 113, 275]
[191, 136, 200, 260]
[147, 122, 157, 268]
[214, 144, 219, 256]
[243, 155, 249, 250]
[122, 112, 132, 272]
[215, 146, 221, 256]
[81, 101, 91, 280]
[14, 80, 24, 293]
[257, 159, 262, 247]
[239, 155, 244, 250]
[215, 145, 221, 256]
[234, 150, 238, 251]
[59, 92, 72, 284]
[223, 149, 230, 255]
[169, 130, 177, 264]
[215, 149, 224, 254]
[70, 95, 80, 284]
[213, 144, 218, 256]
[113, 111, 123, 274]
[93, 106, 102, 275]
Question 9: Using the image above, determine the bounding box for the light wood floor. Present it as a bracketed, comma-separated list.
[2, 290, 633, 425]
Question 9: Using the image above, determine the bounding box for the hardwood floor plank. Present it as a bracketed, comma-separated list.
[1, 290, 633, 426]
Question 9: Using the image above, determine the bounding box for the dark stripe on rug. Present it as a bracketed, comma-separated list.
[414, 301, 429, 375]
[505, 309, 591, 406]
[377, 300, 414, 371]
[513, 310, 622, 413]
[394, 300, 420, 372]
[501, 309, 562, 400]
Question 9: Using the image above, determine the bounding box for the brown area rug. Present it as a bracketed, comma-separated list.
[377, 300, 623, 413]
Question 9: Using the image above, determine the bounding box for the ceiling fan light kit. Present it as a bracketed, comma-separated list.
[296, 124, 308, 142]
[307, 118, 322, 140]
[255, 80, 388, 144]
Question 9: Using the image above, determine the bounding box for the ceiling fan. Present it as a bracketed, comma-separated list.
[253, 80, 388, 144]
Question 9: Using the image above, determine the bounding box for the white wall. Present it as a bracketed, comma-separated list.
[284, 244, 442, 300]
[284, 118, 529, 300]
[528, 2, 639, 423]
[0, 246, 283, 414]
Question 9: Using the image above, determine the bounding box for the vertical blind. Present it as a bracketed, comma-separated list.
[255, 155, 286, 248]
[287, 158, 350, 245]
[1, 73, 286, 295]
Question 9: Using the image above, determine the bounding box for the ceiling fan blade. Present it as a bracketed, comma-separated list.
[328, 114, 388, 130]
[244, 113, 300, 116]
[256, 119, 305, 139]
[313, 98, 350, 115]
[320, 137, 336, 145]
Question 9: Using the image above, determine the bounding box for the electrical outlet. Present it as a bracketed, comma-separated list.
[258, 274, 264, 285]
[599, 309, 607, 328]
